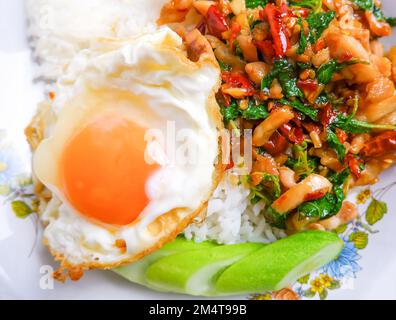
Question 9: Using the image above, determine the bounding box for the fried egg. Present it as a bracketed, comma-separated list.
[31, 28, 223, 279]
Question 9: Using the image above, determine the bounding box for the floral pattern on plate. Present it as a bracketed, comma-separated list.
[250, 183, 393, 300]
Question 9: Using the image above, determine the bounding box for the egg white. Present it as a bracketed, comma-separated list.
[32, 28, 223, 275]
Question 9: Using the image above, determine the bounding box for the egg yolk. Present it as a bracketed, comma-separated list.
[60, 114, 156, 226]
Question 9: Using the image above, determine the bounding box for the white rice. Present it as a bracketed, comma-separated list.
[26, 0, 168, 80]
[26, 0, 283, 245]
[184, 173, 286, 244]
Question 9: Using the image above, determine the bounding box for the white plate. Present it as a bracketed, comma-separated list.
[1, 0, 396, 300]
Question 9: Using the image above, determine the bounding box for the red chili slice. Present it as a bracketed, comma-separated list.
[225, 158, 234, 171]
[255, 40, 275, 61]
[297, 79, 319, 93]
[314, 38, 326, 52]
[319, 104, 337, 128]
[221, 71, 255, 95]
[279, 123, 304, 145]
[279, 122, 292, 136]
[263, 3, 290, 58]
[290, 126, 305, 144]
[302, 122, 321, 134]
[196, 18, 206, 34]
[360, 131, 396, 158]
[304, 190, 326, 201]
[262, 131, 289, 155]
[338, 52, 353, 63]
[335, 128, 348, 144]
[206, 5, 229, 38]
[345, 154, 363, 178]
[222, 71, 251, 87]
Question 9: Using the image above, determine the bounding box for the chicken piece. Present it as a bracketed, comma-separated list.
[326, 32, 380, 83]
[250, 154, 279, 186]
[245, 62, 270, 85]
[271, 174, 333, 214]
[279, 166, 297, 190]
[365, 77, 395, 104]
[365, 95, 396, 123]
[252, 107, 294, 146]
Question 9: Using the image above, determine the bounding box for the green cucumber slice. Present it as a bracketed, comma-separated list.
[113, 237, 216, 286]
[215, 230, 344, 294]
[145, 243, 264, 296]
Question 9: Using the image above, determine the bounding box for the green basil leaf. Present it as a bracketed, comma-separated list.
[298, 193, 337, 219]
[279, 98, 318, 121]
[351, 0, 388, 22]
[241, 100, 269, 120]
[297, 169, 349, 220]
[351, 0, 373, 11]
[264, 206, 287, 229]
[306, 11, 336, 44]
[220, 100, 240, 124]
[297, 17, 307, 55]
[261, 59, 303, 98]
[317, 59, 360, 85]
[326, 129, 346, 161]
[332, 114, 396, 133]
[387, 17, 396, 27]
[262, 173, 281, 198]
[245, 0, 269, 9]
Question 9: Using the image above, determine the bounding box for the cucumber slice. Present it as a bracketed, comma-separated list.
[145, 243, 264, 296]
[215, 231, 344, 294]
[114, 237, 216, 286]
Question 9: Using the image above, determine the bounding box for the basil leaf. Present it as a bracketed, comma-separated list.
[373, 4, 386, 21]
[298, 169, 350, 220]
[241, 100, 269, 120]
[387, 17, 396, 27]
[265, 206, 287, 229]
[245, 0, 269, 9]
[317, 60, 339, 84]
[261, 67, 278, 94]
[351, 0, 388, 22]
[315, 92, 330, 105]
[262, 173, 281, 199]
[220, 100, 240, 124]
[285, 143, 319, 180]
[332, 114, 396, 133]
[306, 11, 336, 44]
[351, 0, 373, 10]
[261, 59, 303, 98]
[298, 193, 337, 219]
[279, 98, 319, 121]
[297, 17, 307, 55]
[317, 59, 360, 84]
[296, 61, 312, 70]
[326, 129, 346, 161]
[218, 60, 231, 71]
